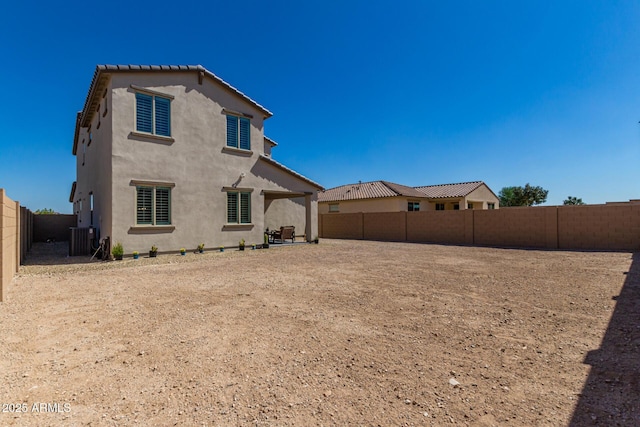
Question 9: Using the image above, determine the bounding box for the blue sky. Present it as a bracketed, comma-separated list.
[1, 1, 638, 213]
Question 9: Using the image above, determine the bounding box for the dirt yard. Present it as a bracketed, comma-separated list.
[0, 240, 637, 426]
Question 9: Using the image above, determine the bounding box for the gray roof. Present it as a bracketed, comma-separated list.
[79, 64, 273, 127]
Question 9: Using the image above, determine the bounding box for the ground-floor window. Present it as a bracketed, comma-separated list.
[488, 203, 495, 209]
[435, 203, 445, 211]
[329, 203, 339, 213]
[408, 201, 420, 212]
[136, 186, 171, 225]
[227, 192, 251, 224]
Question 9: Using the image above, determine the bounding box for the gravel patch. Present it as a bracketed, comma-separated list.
[1, 240, 636, 425]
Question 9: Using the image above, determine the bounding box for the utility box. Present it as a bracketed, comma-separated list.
[69, 227, 91, 256]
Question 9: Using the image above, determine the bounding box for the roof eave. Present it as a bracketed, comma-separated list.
[79, 64, 273, 128]
[264, 136, 278, 146]
[258, 155, 324, 190]
[200, 67, 273, 119]
[72, 112, 81, 155]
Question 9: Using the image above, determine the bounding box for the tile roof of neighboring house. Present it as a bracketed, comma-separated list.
[414, 181, 485, 198]
[79, 64, 273, 128]
[258, 155, 324, 190]
[318, 180, 426, 202]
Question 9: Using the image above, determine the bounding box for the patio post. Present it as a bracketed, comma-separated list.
[305, 193, 312, 242]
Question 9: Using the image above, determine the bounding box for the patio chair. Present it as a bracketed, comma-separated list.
[272, 226, 295, 243]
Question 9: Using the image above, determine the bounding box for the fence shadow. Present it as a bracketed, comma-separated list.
[569, 252, 640, 426]
[21, 242, 95, 266]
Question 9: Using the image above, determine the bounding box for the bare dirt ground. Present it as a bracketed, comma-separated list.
[0, 239, 637, 426]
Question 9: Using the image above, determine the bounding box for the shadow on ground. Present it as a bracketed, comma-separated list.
[22, 241, 94, 266]
[569, 252, 640, 426]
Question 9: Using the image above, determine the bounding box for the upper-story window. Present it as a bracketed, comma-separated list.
[136, 92, 171, 137]
[226, 115, 250, 150]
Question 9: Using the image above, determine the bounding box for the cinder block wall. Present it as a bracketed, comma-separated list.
[406, 211, 469, 244]
[320, 203, 640, 251]
[19, 207, 33, 264]
[321, 213, 363, 239]
[558, 204, 640, 250]
[474, 207, 551, 248]
[364, 212, 406, 241]
[33, 214, 77, 242]
[1, 189, 20, 302]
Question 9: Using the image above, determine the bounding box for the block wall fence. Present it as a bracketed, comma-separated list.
[33, 214, 76, 243]
[320, 203, 640, 251]
[0, 189, 42, 302]
[1, 189, 20, 302]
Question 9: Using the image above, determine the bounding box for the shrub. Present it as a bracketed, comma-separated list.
[112, 242, 124, 257]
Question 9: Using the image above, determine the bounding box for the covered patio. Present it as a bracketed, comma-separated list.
[254, 154, 322, 244]
[263, 190, 314, 243]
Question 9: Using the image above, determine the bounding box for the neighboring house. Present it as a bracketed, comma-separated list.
[70, 65, 322, 254]
[415, 181, 499, 211]
[318, 180, 498, 214]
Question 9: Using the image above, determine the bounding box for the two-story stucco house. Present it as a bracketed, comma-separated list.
[70, 65, 322, 254]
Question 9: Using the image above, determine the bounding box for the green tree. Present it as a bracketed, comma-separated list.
[34, 208, 57, 215]
[498, 186, 518, 207]
[499, 183, 548, 207]
[563, 196, 585, 205]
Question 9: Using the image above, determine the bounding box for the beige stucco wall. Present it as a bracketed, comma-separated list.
[319, 183, 499, 214]
[426, 198, 463, 210]
[264, 197, 306, 238]
[464, 184, 500, 209]
[91, 71, 319, 253]
[319, 197, 419, 214]
[73, 80, 113, 243]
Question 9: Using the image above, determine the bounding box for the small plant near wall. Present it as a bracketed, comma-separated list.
[219, 246, 224, 252]
[313, 236, 319, 244]
[180, 248, 186, 256]
[132, 251, 139, 260]
[239, 239, 245, 251]
[112, 242, 124, 260]
[197, 243, 205, 254]
[251, 243, 256, 250]
[150, 245, 158, 258]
